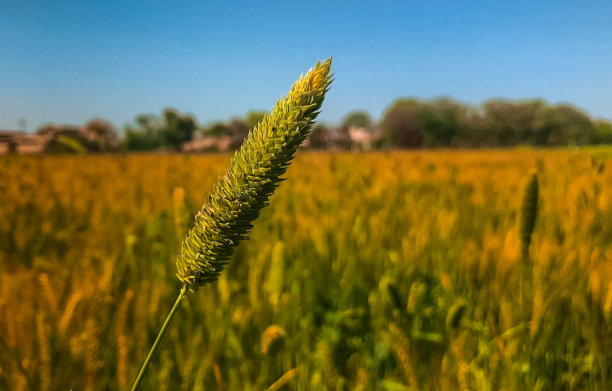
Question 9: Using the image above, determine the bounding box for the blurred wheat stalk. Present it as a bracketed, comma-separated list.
[130, 58, 332, 390]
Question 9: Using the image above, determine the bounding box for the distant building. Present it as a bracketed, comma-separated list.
[347, 126, 382, 150]
[0, 130, 46, 154]
[320, 126, 382, 150]
[181, 135, 234, 153]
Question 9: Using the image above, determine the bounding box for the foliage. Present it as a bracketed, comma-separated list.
[162, 109, 197, 150]
[124, 109, 196, 151]
[380, 97, 469, 148]
[481, 99, 547, 146]
[2, 149, 612, 390]
[204, 122, 231, 136]
[36, 124, 89, 154]
[380, 99, 422, 148]
[543, 104, 595, 145]
[56, 135, 87, 154]
[416, 97, 467, 147]
[27, 99, 612, 155]
[380, 97, 606, 148]
[342, 111, 372, 130]
[81, 119, 120, 152]
[199, 112, 266, 140]
[308, 124, 331, 149]
[594, 120, 612, 144]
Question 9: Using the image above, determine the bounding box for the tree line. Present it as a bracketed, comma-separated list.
[32, 97, 612, 153]
[377, 97, 612, 148]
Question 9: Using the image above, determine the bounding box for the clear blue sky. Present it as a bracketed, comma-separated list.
[1, 0, 611, 131]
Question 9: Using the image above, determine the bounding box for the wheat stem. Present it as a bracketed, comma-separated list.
[130, 285, 187, 391]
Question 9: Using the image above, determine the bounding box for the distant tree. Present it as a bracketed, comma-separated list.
[81, 119, 119, 151]
[541, 105, 594, 146]
[227, 118, 250, 149]
[245, 111, 267, 130]
[416, 97, 468, 147]
[123, 109, 197, 151]
[194, 112, 266, 151]
[124, 129, 151, 151]
[36, 124, 88, 154]
[450, 107, 484, 147]
[482, 100, 512, 145]
[481, 99, 549, 146]
[36, 124, 76, 138]
[593, 120, 612, 144]
[124, 114, 164, 151]
[205, 122, 231, 136]
[342, 111, 372, 130]
[227, 119, 248, 138]
[308, 124, 330, 149]
[162, 109, 196, 150]
[380, 99, 423, 148]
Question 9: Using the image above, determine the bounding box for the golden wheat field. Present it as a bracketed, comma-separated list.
[1, 150, 612, 390]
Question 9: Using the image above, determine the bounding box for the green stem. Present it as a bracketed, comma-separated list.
[130, 285, 188, 391]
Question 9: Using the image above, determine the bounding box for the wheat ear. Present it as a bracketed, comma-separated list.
[130, 58, 332, 390]
[518, 172, 539, 317]
[519, 172, 539, 260]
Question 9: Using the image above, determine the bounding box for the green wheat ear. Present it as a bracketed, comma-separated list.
[519, 172, 539, 259]
[131, 59, 332, 391]
[176, 57, 332, 289]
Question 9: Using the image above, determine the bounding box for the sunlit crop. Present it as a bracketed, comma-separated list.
[1, 149, 612, 390]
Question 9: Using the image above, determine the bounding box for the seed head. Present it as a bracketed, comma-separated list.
[445, 300, 467, 331]
[176, 59, 333, 288]
[519, 172, 539, 259]
[261, 325, 287, 355]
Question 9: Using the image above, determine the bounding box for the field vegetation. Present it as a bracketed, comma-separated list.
[1, 150, 612, 390]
